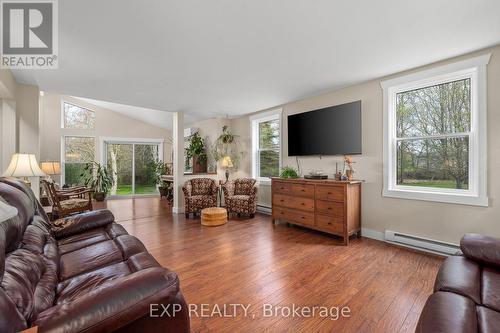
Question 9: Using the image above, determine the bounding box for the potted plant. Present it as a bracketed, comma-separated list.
[185, 132, 207, 173]
[280, 166, 300, 179]
[82, 162, 115, 201]
[153, 160, 173, 199]
[218, 125, 238, 144]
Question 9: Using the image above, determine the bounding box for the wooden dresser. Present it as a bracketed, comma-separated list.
[271, 178, 362, 245]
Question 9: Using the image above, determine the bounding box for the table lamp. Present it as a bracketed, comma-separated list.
[1, 153, 46, 185]
[41, 161, 61, 180]
[0, 199, 18, 222]
[221, 155, 233, 182]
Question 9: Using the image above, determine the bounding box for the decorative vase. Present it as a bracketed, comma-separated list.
[94, 192, 106, 202]
[193, 156, 207, 173]
[346, 170, 354, 181]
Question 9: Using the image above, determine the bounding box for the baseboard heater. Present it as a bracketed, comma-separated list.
[384, 230, 459, 256]
[257, 205, 272, 215]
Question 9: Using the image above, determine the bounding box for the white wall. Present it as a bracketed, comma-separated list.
[39, 93, 172, 185]
[184, 117, 251, 181]
[0, 100, 16, 172]
[241, 45, 500, 244]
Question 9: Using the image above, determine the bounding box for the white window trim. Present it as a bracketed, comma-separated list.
[61, 134, 96, 185]
[381, 53, 491, 207]
[250, 108, 282, 185]
[61, 100, 96, 129]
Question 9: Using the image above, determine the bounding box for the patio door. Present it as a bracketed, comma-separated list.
[104, 140, 162, 196]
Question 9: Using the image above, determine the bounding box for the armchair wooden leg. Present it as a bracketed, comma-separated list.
[185, 213, 189, 218]
[250, 213, 255, 218]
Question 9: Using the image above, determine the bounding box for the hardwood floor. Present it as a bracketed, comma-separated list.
[96, 198, 443, 333]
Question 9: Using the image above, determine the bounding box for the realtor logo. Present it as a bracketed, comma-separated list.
[1, 0, 58, 68]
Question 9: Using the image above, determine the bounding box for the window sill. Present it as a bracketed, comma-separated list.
[383, 188, 488, 207]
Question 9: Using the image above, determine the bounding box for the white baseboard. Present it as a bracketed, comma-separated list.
[361, 227, 455, 257]
[257, 205, 272, 215]
[172, 206, 185, 214]
[361, 228, 384, 241]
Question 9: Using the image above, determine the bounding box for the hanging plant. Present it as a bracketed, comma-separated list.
[213, 126, 243, 169]
[218, 125, 238, 144]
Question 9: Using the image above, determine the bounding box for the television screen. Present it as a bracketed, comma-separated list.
[287, 100, 362, 156]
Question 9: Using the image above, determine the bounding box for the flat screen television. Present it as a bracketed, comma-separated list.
[287, 100, 362, 156]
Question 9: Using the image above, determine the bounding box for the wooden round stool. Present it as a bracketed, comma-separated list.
[201, 207, 227, 226]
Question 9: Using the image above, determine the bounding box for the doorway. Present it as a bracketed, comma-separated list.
[103, 139, 163, 196]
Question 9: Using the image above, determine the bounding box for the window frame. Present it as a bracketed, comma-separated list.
[61, 135, 96, 186]
[99, 136, 164, 198]
[381, 54, 490, 206]
[251, 108, 282, 184]
[61, 101, 96, 129]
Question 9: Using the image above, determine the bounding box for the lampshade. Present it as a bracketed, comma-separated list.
[221, 156, 233, 168]
[1, 154, 46, 177]
[41, 161, 61, 175]
[0, 199, 18, 222]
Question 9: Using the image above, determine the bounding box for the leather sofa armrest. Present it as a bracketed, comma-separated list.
[52, 209, 115, 239]
[34, 268, 180, 333]
[460, 233, 500, 268]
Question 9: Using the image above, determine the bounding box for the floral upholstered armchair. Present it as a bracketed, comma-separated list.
[222, 178, 258, 218]
[182, 178, 218, 218]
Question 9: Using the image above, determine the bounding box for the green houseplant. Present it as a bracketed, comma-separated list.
[280, 166, 300, 179]
[82, 162, 115, 201]
[185, 132, 207, 173]
[153, 160, 173, 199]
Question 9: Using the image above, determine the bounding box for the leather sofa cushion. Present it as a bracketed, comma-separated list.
[2, 248, 56, 323]
[461, 234, 500, 269]
[434, 255, 481, 304]
[34, 268, 180, 333]
[477, 306, 500, 333]
[57, 261, 132, 304]
[60, 240, 123, 281]
[416, 291, 477, 333]
[0, 185, 34, 252]
[52, 209, 114, 239]
[482, 267, 500, 312]
[57, 222, 128, 255]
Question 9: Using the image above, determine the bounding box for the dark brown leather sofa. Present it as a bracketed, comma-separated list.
[0, 178, 190, 333]
[416, 233, 500, 333]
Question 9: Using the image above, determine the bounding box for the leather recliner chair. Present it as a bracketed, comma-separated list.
[416, 233, 500, 333]
[0, 177, 190, 333]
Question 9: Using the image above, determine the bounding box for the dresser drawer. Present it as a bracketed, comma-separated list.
[273, 194, 314, 212]
[273, 207, 314, 226]
[273, 182, 314, 198]
[315, 186, 344, 202]
[315, 200, 344, 217]
[315, 214, 344, 234]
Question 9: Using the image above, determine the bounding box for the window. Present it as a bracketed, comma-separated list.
[382, 54, 490, 206]
[63, 136, 95, 186]
[103, 139, 163, 196]
[251, 109, 281, 182]
[63, 102, 95, 129]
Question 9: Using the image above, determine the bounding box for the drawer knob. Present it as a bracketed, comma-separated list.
[328, 207, 332, 210]
[328, 192, 332, 195]
[280, 199, 284, 202]
[328, 222, 332, 225]
[301, 216, 306, 219]
[301, 203, 305, 205]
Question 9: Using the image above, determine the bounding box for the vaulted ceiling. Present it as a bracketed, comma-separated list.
[13, 0, 500, 122]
